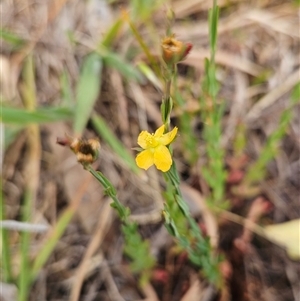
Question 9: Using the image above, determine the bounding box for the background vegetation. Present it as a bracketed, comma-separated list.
[1, 0, 299, 300]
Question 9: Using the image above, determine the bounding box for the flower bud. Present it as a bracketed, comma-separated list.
[57, 136, 100, 165]
[161, 35, 193, 65]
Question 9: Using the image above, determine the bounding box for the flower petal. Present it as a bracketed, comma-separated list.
[153, 145, 172, 172]
[137, 131, 154, 149]
[159, 127, 178, 146]
[154, 125, 165, 138]
[136, 149, 154, 170]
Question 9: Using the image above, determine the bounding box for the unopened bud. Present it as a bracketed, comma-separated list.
[161, 35, 193, 65]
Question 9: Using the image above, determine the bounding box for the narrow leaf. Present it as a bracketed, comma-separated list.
[101, 17, 124, 48]
[60, 70, 73, 107]
[97, 47, 143, 82]
[2, 106, 73, 125]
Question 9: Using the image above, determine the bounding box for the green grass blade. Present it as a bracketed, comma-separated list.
[60, 70, 74, 107]
[101, 17, 124, 48]
[18, 189, 32, 301]
[137, 61, 162, 90]
[97, 47, 143, 82]
[2, 106, 73, 125]
[74, 53, 103, 135]
[245, 101, 296, 184]
[291, 82, 300, 104]
[130, 0, 164, 22]
[18, 55, 40, 301]
[209, 4, 219, 59]
[0, 187, 13, 282]
[91, 113, 140, 174]
[31, 207, 74, 281]
[0, 28, 25, 48]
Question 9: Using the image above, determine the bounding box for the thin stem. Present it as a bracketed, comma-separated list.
[165, 80, 171, 101]
[165, 167, 204, 242]
[85, 165, 129, 221]
[162, 64, 176, 131]
[83, 165, 155, 285]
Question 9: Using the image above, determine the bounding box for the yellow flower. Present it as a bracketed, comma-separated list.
[135, 125, 178, 172]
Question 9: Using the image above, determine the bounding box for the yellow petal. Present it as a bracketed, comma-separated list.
[135, 149, 154, 170]
[153, 145, 172, 172]
[137, 131, 154, 149]
[154, 125, 165, 138]
[159, 127, 178, 146]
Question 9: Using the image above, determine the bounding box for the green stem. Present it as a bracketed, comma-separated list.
[85, 165, 129, 221]
[165, 165, 205, 243]
[163, 165, 220, 284]
[84, 165, 155, 284]
[162, 64, 176, 130]
[165, 77, 171, 100]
